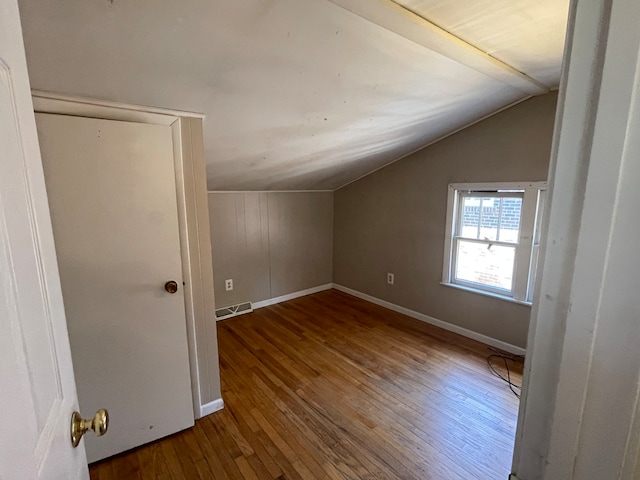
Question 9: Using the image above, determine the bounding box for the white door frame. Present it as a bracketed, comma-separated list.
[512, 0, 640, 478]
[1, 0, 90, 475]
[32, 91, 223, 419]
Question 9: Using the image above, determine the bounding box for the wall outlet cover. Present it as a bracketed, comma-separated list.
[387, 273, 394, 285]
[225, 279, 233, 291]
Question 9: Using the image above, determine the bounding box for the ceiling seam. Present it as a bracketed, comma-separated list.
[333, 94, 534, 191]
[208, 96, 537, 193]
[388, 0, 540, 79]
[324, 0, 549, 95]
[208, 190, 334, 194]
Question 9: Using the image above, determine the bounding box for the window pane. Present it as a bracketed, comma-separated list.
[499, 197, 522, 243]
[460, 196, 480, 238]
[479, 197, 500, 241]
[455, 240, 515, 292]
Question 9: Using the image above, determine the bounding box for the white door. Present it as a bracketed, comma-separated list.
[36, 113, 195, 463]
[0, 0, 89, 479]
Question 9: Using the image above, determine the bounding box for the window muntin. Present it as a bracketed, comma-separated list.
[458, 193, 523, 244]
[443, 182, 546, 304]
[454, 191, 523, 294]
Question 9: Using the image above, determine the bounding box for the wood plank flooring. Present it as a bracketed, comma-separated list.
[90, 289, 523, 480]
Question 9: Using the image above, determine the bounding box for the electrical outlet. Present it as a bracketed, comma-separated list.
[387, 273, 394, 285]
[225, 279, 233, 291]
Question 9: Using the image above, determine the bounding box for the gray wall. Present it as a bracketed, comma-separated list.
[333, 93, 558, 348]
[208, 192, 333, 308]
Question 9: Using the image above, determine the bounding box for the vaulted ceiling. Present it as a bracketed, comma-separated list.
[18, 0, 569, 190]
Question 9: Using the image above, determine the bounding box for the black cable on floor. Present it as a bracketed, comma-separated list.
[486, 346, 524, 399]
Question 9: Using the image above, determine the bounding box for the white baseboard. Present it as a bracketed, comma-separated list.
[332, 284, 526, 356]
[252, 283, 333, 309]
[199, 398, 224, 418]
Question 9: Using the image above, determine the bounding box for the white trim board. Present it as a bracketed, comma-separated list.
[332, 284, 526, 356]
[199, 398, 224, 418]
[222, 282, 525, 355]
[252, 284, 333, 310]
[32, 90, 205, 120]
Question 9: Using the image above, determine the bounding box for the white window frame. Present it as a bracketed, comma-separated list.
[442, 181, 547, 305]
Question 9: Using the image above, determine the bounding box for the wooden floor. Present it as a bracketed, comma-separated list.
[90, 290, 523, 480]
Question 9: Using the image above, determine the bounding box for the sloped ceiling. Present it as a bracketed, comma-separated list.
[393, 0, 568, 85]
[18, 0, 569, 190]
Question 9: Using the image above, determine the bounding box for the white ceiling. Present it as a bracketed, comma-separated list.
[393, 0, 569, 86]
[18, 0, 569, 191]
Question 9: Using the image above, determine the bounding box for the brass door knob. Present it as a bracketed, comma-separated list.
[164, 280, 178, 294]
[71, 408, 109, 448]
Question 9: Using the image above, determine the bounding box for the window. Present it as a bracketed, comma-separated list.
[442, 182, 546, 304]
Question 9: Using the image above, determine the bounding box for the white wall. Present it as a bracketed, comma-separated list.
[512, 0, 640, 478]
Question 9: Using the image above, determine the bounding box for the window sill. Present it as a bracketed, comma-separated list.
[440, 282, 532, 307]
